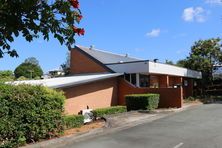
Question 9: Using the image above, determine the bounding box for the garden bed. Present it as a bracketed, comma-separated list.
[63, 120, 105, 137]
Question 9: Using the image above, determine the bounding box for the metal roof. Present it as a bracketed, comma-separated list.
[8, 73, 123, 89]
[76, 45, 142, 64]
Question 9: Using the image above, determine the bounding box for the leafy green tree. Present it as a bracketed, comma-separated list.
[0, 70, 14, 82]
[186, 38, 222, 84]
[165, 60, 174, 65]
[14, 58, 43, 79]
[0, 0, 84, 58]
[177, 38, 222, 89]
[61, 51, 70, 75]
[24, 57, 40, 66]
[176, 59, 188, 67]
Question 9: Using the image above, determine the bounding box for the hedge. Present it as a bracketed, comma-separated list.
[93, 106, 127, 117]
[125, 94, 159, 111]
[64, 115, 84, 129]
[0, 84, 65, 147]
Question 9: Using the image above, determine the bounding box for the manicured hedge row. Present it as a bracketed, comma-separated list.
[64, 115, 84, 129]
[0, 84, 65, 147]
[125, 94, 159, 111]
[93, 106, 127, 117]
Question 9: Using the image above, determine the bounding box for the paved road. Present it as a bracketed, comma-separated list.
[65, 104, 222, 148]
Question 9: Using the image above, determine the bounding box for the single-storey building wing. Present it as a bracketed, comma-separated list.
[11, 45, 202, 115]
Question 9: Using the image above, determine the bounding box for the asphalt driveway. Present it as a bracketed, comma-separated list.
[64, 103, 222, 148]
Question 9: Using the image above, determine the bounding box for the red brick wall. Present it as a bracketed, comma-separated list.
[183, 78, 193, 98]
[159, 75, 169, 88]
[118, 78, 183, 108]
[169, 76, 183, 87]
[62, 78, 118, 115]
[70, 48, 109, 74]
[150, 75, 159, 88]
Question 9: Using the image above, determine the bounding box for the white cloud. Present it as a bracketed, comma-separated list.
[205, 0, 222, 5]
[182, 7, 207, 23]
[183, 7, 195, 22]
[146, 29, 161, 37]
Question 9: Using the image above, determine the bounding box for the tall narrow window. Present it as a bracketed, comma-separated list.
[124, 74, 130, 82]
[131, 74, 136, 86]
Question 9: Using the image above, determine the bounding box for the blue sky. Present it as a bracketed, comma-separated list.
[1, 0, 222, 73]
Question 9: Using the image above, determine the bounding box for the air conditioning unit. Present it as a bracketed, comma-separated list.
[82, 109, 93, 123]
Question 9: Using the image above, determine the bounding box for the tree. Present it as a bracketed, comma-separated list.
[165, 60, 174, 65]
[0, 70, 14, 82]
[14, 58, 43, 79]
[176, 59, 188, 67]
[179, 38, 222, 85]
[24, 57, 39, 66]
[61, 51, 70, 75]
[0, 0, 84, 58]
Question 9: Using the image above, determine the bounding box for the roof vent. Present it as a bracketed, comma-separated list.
[125, 54, 128, 57]
[89, 45, 94, 50]
[153, 59, 158, 63]
[119, 61, 124, 63]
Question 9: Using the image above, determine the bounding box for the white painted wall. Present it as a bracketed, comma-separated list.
[148, 61, 202, 79]
[106, 61, 202, 79]
[107, 61, 149, 73]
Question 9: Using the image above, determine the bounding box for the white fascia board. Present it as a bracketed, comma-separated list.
[50, 73, 123, 88]
[148, 62, 202, 79]
[106, 61, 149, 73]
[7, 73, 123, 89]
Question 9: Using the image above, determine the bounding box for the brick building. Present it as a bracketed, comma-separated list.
[12, 45, 202, 115]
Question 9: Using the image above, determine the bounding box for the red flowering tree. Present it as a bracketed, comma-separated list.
[0, 0, 84, 58]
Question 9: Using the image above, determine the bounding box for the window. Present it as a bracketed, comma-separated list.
[124, 73, 136, 86]
[124, 74, 130, 82]
[131, 74, 136, 85]
[184, 80, 188, 86]
[139, 74, 149, 87]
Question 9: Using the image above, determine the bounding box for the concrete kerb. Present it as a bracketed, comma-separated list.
[21, 103, 202, 148]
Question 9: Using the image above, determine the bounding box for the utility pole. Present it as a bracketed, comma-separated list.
[28, 70, 34, 79]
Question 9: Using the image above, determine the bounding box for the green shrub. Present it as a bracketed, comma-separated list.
[93, 106, 127, 117]
[125, 94, 159, 111]
[0, 84, 65, 147]
[0, 70, 14, 83]
[64, 115, 84, 129]
[184, 96, 196, 101]
[17, 76, 28, 81]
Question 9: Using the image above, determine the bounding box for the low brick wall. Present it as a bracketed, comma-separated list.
[118, 78, 183, 108]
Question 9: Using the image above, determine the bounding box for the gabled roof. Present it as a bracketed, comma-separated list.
[7, 73, 123, 89]
[76, 45, 142, 64]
